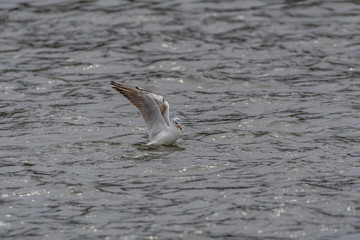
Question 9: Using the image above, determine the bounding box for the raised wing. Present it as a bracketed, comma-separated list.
[110, 81, 168, 140]
[136, 87, 171, 126]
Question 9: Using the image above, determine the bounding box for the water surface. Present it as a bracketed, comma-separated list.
[1, 0, 360, 239]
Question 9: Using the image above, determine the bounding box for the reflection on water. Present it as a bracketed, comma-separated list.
[1, 0, 360, 239]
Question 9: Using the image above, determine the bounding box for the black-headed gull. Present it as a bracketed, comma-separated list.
[110, 81, 182, 145]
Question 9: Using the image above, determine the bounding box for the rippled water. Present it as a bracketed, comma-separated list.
[1, 0, 360, 239]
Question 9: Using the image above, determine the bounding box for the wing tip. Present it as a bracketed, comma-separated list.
[110, 81, 130, 92]
[110, 80, 120, 87]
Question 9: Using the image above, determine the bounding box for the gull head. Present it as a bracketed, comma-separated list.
[172, 118, 182, 131]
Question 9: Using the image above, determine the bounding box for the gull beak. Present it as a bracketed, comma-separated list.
[177, 125, 182, 131]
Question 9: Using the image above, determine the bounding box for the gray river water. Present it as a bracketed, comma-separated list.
[1, 0, 360, 239]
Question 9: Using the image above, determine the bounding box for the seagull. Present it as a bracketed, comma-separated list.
[110, 81, 182, 146]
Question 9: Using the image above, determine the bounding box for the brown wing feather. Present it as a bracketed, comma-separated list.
[160, 104, 167, 116]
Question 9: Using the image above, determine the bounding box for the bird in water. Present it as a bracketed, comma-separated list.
[110, 81, 182, 146]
